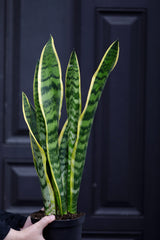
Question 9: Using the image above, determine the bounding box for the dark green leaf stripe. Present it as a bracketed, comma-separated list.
[65, 51, 81, 208]
[22, 92, 56, 215]
[38, 36, 67, 214]
[68, 40, 120, 213]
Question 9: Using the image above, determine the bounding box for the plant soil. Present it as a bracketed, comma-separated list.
[31, 210, 84, 221]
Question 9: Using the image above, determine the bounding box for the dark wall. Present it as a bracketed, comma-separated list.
[0, 0, 160, 239]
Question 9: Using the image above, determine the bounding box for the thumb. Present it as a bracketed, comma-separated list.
[35, 215, 55, 230]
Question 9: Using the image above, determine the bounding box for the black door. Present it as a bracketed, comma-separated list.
[0, 0, 160, 239]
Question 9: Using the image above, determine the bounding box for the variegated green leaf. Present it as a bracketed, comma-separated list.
[58, 120, 68, 200]
[68, 40, 120, 213]
[33, 60, 47, 152]
[22, 92, 56, 215]
[65, 51, 81, 208]
[30, 134, 56, 215]
[38, 36, 67, 214]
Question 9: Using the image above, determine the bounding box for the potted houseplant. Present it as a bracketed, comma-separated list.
[22, 35, 119, 240]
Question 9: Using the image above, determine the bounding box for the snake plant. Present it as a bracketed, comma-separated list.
[22, 35, 119, 215]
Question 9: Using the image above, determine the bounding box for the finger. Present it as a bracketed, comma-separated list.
[35, 215, 55, 230]
[22, 216, 32, 229]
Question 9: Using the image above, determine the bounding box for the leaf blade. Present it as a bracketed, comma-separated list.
[65, 51, 81, 209]
[38, 35, 67, 214]
[68, 40, 120, 213]
[22, 92, 56, 215]
[58, 120, 68, 200]
[33, 60, 47, 152]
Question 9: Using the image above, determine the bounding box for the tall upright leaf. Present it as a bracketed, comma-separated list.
[68, 40, 120, 213]
[65, 52, 81, 208]
[58, 120, 68, 200]
[38, 36, 67, 214]
[33, 61, 46, 152]
[22, 93, 56, 215]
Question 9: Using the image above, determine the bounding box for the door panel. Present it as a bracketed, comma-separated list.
[78, 0, 160, 239]
[0, 0, 73, 214]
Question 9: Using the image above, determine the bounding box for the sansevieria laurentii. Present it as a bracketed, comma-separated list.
[22, 35, 119, 215]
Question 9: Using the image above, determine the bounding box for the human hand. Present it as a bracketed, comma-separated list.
[4, 215, 55, 240]
[22, 216, 32, 229]
[22, 207, 45, 229]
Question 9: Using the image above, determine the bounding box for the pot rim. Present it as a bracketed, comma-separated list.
[31, 212, 85, 228]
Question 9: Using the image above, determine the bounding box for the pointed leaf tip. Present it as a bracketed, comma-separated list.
[114, 40, 120, 52]
[70, 50, 77, 59]
[49, 34, 53, 40]
[22, 92, 26, 100]
[110, 40, 119, 71]
[48, 34, 55, 46]
[112, 40, 119, 49]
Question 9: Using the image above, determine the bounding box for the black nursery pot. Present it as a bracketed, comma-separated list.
[32, 213, 85, 240]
